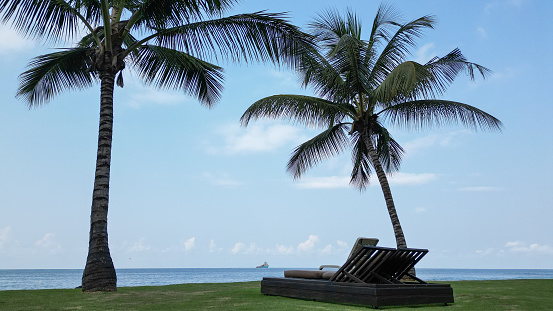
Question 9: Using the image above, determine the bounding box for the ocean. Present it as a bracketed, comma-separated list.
[1, 268, 552, 291]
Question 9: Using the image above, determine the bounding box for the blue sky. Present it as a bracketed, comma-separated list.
[1, 0, 552, 270]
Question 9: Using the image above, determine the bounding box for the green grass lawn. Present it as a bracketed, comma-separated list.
[0, 279, 552, 310]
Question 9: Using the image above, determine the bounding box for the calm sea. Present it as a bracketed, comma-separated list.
[1, 268, 552, 291]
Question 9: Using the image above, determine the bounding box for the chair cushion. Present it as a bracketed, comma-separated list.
[284, 270, 326, 279]
[322, 271, 336, 280]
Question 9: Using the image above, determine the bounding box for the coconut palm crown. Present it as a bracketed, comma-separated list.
[1, 0, 314, 292]
[241, 6, 502, 251]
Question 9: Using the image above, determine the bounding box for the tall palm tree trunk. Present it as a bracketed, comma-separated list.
[363, 133, 418, 277]
[82, 71, 117, 292]
[362, 132, 408, 249]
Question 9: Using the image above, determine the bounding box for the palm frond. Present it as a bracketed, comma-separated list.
[308, 8, 348, 52]
[370, 123, 404, 172]
[308, 9, 373, 102]
[116, 71, 124, 87]
[368, 15, 436, 89]
[287, 123, 350, 179]
[133, 45, 224, 107]
[121, 32, 142, 60]
[80, 0, 102, 22]
[348, 125, 403, 190]
[128, 0, 236, 30]
[423, 48, 492, 94]
[99, 0, 111, 51]
[17, 48, 96, 106]
[240, 95, 354, 129]
[77, 32, 101, 48]
[381, 99, 503, 131]
[345, 9, 362, 40]
[372, 60, 430, 103]
[151, 12, 314, 68]
[127, 0, 237, 29]
[374, 49, 492, 105]
[297, 44, 348, 101]
[0, 0, 99, 43]
[364, 4, 398, 67]
[330, 33, 370, 100]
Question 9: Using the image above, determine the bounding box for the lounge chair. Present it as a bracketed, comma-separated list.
[330, 245, 428, 284]
[283, 237, 378, 280]
[262, 245, 453, 308]
[319, 237, 379, 271]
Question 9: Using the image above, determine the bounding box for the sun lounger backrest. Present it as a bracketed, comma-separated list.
[347, 237, 379, 260]
[329, 246, 428, 284]
[393, 248, 428, 279]
[330, 246, 396, 283]
[371, 248, 428, 282]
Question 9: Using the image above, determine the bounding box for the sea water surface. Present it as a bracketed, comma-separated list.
[1, 268, 552, 291]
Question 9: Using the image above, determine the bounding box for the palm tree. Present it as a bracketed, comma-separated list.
[241, 7, 502, 251]
[1, 0, 313, 292]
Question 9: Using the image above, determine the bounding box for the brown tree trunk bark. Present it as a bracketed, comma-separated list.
[361, 130, 416, 277]
[82, 71, 117, 292]
[361, 131, 408, 249]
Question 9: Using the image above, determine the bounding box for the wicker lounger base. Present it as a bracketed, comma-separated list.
[261, 277, 454, 308]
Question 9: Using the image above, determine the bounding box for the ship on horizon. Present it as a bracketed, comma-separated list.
[256, 261, 269, 268]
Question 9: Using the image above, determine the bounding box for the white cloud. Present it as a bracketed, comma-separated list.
[388, 172, 437, 185]
[320, 244, 333, 254]
[123, 79, 192, 108]
[208, 239, 222, 253]
[203, 172, 242, 187]
[127, 90, 186, 108]
[415, 207, 428, 214]
[268, 238, 347, 255]
[0, 25, 34, 56]
[505, 241, 553, 254]
[296, 176, 350, 189]
[297, 235, 319, 252]
[403, 131, 468, 155]
[129, 237, 151, 252]
[476, 248, 495, 256]
[267, 69, 300, 90]
[230, 242, 259, 255]
[34, 233, 61, 253]
[227, 238, 352, 257]
[319, 241, 349, 255]
[490, 67, 517, 82]
[414, 43, 436, 64]
[505, 241, 521, 248]
[469, 67, 517, 90]
[477, 27, 488, 39]
[458, 187, 502, 192]
[295, 172, 436, 189]
[0, 226, 12, 248]
[34, 233, 54, 247]
[476, 242, 553, 257]
[211, 122, 306, 154]
[273, 244, 295, 255]
[336, 240, 348, 249]
[231, 242, 245, 254]
[485, 0, 524, 13]
[183, 237, 196, 251]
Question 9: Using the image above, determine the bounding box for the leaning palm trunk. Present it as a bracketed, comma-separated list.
[362, 131, 408, 249]
[82, 72, 117, 292]
[363, 131, 416, 276]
